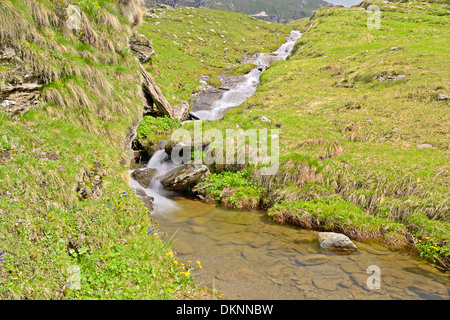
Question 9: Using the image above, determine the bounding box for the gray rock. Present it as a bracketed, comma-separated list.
[160, 163, 210, 191]
[130, 33, 154, 63]
[131, 168, 158, 188]
[389, 46, 402, 51]
[318, 232, 358, 252]
[437, 93, 449, 100]
[417, 144, 433, 149]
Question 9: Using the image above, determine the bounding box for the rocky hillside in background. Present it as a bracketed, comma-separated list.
[143, 0, 330, 22]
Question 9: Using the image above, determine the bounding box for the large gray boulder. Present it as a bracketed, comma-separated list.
[160, 164, 210, 191]
[318, 232, 358, 252]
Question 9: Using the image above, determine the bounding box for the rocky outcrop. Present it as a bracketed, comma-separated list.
[130, 33, 155, 63]
[160, 163, 210, 191]
[318, 232, 358, 252]
[139, 64, 189, 121]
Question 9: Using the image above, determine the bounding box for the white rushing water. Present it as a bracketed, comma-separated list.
[130, 150, 179, 214]
[194, 30, 302, 120]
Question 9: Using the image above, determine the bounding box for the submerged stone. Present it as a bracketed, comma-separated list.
[318, 232, 358, 252]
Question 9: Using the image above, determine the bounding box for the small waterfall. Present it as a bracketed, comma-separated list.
[194, 30, 302, 121]
[130, 150, 179, 214]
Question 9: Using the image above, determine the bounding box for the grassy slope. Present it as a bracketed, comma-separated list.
[188, 0, 449, 269]
[0, 0, 211, 299]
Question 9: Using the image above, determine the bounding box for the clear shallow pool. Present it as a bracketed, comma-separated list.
[148, 195, 450, 300]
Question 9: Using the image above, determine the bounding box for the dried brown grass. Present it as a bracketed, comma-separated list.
[118, 0, 143, 26]
[26, 0, 60, 28]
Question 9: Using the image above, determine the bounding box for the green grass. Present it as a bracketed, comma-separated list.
[136, 115, 181, 157]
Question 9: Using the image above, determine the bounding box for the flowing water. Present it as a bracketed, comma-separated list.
[193, 30, 302, 120]
[130, 30, 450, 300]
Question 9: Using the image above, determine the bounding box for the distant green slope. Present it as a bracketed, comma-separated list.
[144, 0, 330, 22]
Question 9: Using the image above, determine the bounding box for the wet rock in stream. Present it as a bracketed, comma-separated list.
[160, 163, 210, 191]
[131, 168, 158, 188]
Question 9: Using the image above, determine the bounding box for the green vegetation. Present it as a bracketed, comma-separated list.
[0, 0, 210, 299]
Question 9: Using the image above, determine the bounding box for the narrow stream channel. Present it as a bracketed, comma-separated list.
[130, 31, 450, 300]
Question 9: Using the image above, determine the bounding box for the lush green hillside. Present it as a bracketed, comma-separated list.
[144, 0, 330, 22]
[0, 0, 209, 299]
[181, 0, 450, 269]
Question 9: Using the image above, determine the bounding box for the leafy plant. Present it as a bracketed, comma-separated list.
[136, 116, 180, 140]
